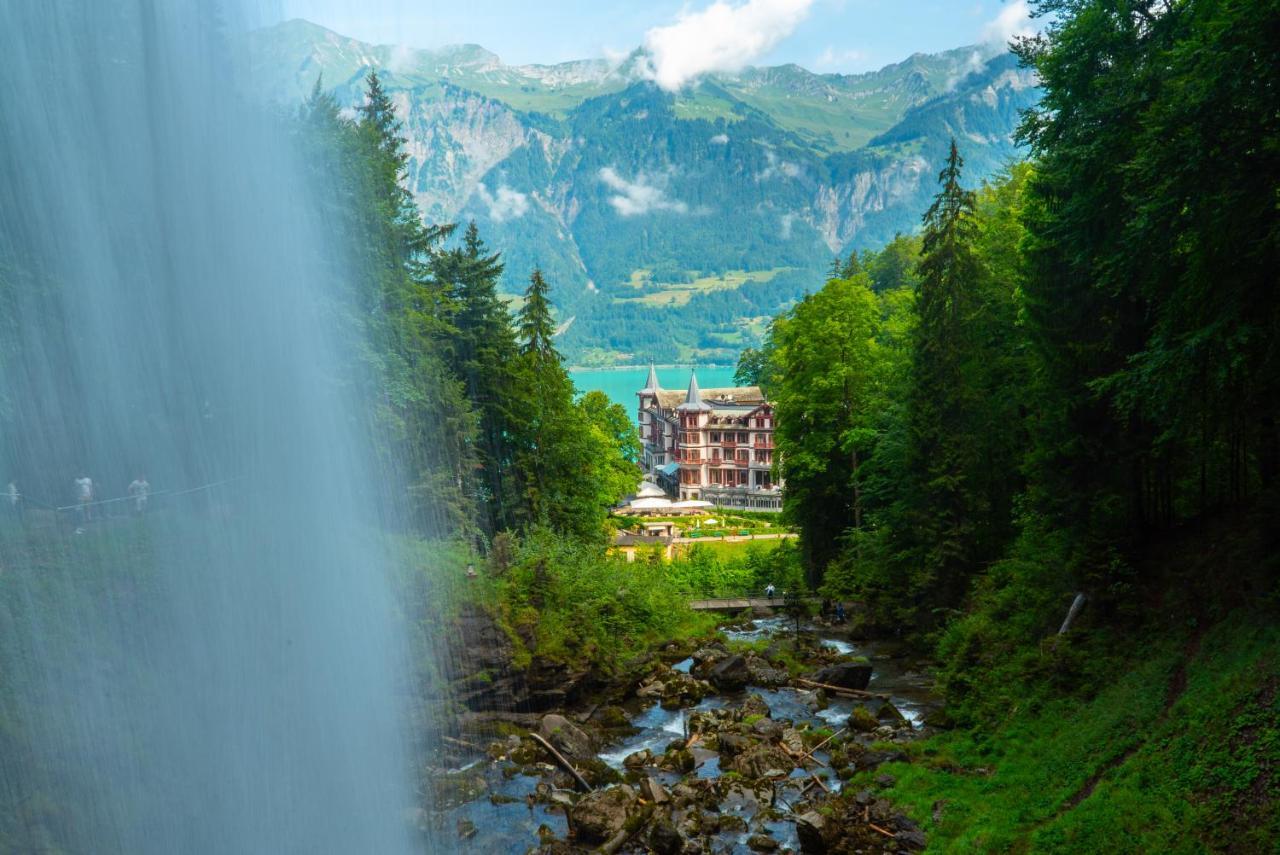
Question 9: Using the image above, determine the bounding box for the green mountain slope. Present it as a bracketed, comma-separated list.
[246, 20, 1039, 364]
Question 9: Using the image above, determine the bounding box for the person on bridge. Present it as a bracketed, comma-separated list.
[835, 601, 846, 623]
[128, 474, 150, 516]
[764, 583, 776, 598]
[6, 481, 21, 523]
[73, 473, 93, 531]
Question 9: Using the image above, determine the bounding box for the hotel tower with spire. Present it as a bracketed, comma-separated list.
[636, 367, 782, 512]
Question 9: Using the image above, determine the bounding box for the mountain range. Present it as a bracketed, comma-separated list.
[245, 19, 1039, 365]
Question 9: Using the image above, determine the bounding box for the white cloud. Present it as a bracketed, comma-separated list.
[709, 133, 730, 144]
[982, 0, 1034, 45]
[945, 49, 988, 91]
[779, 212, 795, 239]
[599, 167, 688, 216]
[813, 46, 867, 72]
[640, 0, 815, 91]
[475, 183, 529, 222]
[756, 149, 801, 181]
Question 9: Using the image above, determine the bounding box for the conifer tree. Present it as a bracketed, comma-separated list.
[893, 139, 986, 622]
[517, 269, 557, 359]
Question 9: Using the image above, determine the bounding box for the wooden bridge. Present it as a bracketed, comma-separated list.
[687, 596, 817, 611]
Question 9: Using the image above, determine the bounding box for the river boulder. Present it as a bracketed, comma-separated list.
[709, 654, 751, 690]
[795, 811, 828, 853]
[568, 785, 636, 845]
[538, 713, 594, 760]
[811, 660, 873, 690]
[727, 742, 793, 779]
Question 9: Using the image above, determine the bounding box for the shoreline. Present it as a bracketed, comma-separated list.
[567, 363, 735, 373]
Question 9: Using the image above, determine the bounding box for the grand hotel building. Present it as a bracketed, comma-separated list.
[636, 367, 783, 512]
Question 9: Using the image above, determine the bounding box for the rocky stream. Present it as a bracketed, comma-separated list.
[422, 615, 942, 853]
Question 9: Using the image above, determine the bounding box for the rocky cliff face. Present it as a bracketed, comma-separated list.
[247, 20, 1039, 362]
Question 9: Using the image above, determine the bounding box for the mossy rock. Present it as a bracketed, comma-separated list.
[848, 705, 879, 733]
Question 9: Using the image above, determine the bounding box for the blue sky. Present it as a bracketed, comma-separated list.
[272, 0, 1037, 75]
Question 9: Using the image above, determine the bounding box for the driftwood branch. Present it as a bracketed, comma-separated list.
[868, 822, 895, 838]
[529, 732, 594, 793]
[795, 678, 889, 700]
[798, 727, 846, 765]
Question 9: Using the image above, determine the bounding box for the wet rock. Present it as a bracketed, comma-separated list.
[664, 747, 696, 773]
[741, 693, 771, 719]
[538, 714, 594, 760]
[747, 833, 779, 851]
[709, 654, 751, 691]
[595, 705, 630, 729]
[577, 757, 623, 787]
[875, 700, 910, 727]
[690, 643, 729, 678]
[648, 818, 685, 855]
[717, 732, 750, 758]
[456, 818, 477, 839]
[795, 811, 827, 853]
[728, 743, 793, 779]
[848, 705, 879, 733]
[637, 680, 666, 699]
[660, 671, 710, 707]
[897, 828, 928, 850]
[745, 654, 790, 687]
[750, 716, 784, 740]
[811, 660, 873, 691]
[623, 748, 654, 768]
[854, 788, 874, 805]
[568, 785, 636, 845]
[639, 776, 669, 804]
[876, 773, 897, 788]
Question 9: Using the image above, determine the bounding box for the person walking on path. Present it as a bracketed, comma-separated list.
[73, 474, 93, 532]
[6, 481, 20, 523]
[128, 474, 150, 515]
[764, 583, 776, 598]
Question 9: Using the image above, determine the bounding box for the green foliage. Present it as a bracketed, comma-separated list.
[663, 541, 802, 598]
[486, 530, 715, 670]
[768, 272, 906, 583]
[867, 613, 1279, 853]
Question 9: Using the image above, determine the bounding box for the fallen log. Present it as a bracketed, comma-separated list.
[795, 678, 889, 700]
[809, 772, 831, 794]
[528, 732, 594, 793]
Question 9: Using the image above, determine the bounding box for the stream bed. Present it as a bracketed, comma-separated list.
[427, 617, 940, 853]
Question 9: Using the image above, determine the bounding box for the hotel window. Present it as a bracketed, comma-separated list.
[710, 431, 721, 442]
[738, 432, 748, 443]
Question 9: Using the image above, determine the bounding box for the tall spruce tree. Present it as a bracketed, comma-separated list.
[518, 269, 557, 359]
[435, 222, 522, 533]
[893, 140, 986, 623]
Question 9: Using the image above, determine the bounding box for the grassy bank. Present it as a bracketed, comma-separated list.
[865, 613, 1277, 852]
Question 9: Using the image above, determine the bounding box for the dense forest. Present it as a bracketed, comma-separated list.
[733, 0, 1279, 846]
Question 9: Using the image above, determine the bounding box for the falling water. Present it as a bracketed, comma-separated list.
[0, 4, 430, 852]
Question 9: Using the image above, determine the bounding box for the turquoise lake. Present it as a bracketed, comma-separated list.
[570, 365, 738, 423]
